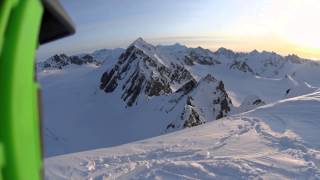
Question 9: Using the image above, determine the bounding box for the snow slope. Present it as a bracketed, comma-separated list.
[45, 90, 320, 179]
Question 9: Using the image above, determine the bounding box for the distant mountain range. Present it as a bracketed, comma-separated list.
[38, 38, 320, 157]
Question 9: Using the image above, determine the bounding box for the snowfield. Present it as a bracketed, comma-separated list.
[39, 38, 320, 179]
[45, 91, 320, 179]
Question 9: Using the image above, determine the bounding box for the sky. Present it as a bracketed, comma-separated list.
[37, 0, 320, 61]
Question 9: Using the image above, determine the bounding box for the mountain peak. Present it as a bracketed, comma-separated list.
[100, 38, 195, 106]
[39, 53, 100, 70]
[133, 37, 146, 44]
[251, 49, 259, 54]
[131, 37, 149, 47]
[285, 54, 305, 64]
[129, 37, 155, 53]
[215, 47, 235, 56]
[286, 54, 300, 60]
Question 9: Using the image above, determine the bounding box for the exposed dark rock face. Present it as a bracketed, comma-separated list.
[176, 79, 197, 95]
[253, 99, 263, 105]
[215, 81, 233, 119]
[40, 54, 100, 70]
[167, 74, 233, 130]
[44, 54, 69, 69]
[182, 96, 204, 128]
[286, 89, 291, 95]
[99, 40, 194, 106]
[184, 56, 195, 66]
[167, 96, 204, 130]
[183, 107, 203, 128]
[70, 54, 99, 65]
[214, 47, 237, 59]
[184, 47, 221, 66]
[70, 56, 84, 65]
[100, 68, 117, 92]
[203, 74, 216, 82]
[230, 60, 254, 74]
[145, 79, 171, 96]
[239, 95, 266, 112]
[170, 64, 194, 84]
[167, 78, 198, 106]
[186, 96, 194, 106]
[184, 48, 221, 66]
[121, 73, 145, 106]
[166, 123, 175, 129]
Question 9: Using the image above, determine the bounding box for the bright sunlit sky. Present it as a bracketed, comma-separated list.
[37, 0, 320, 61]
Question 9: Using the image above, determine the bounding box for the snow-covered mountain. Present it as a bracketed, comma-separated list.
[37, 54, 101, 70]
[99, 38, 194, 107]
[37, 48, 124, 71]
[166, 74, 233, 131]
[38, 38, 320, 160]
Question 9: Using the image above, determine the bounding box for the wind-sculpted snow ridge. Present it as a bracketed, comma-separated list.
[45, 91, 320, 180]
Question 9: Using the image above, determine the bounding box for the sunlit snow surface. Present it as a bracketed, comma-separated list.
[45, 91, 320, 179]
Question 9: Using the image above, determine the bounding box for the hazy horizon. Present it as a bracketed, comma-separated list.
[37, 37, 319, 62]
[37, 0, 320, 61]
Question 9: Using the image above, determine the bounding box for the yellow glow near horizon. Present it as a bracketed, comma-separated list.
[204, 0, 320, 60]
[38, 0, 320, 61]
[278, 1, 320, 51]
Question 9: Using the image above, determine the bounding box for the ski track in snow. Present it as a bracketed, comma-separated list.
[45, 91, 320, 180]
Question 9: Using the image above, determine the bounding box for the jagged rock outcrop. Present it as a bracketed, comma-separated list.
[175, 79, 197, 95]
[230, 60, 255, 74]
[214, 47, 237, 59]
[184, 47, 221, 65]
[214, 80, 233, 119]
[38, 53, 101, 70]
[239, 95, 266, 112]
[183, 97, 204, 128]
[167, 74, 233, 130]
[99, 38, 194, 106]
[167, 96, 204, 130]
[42, 54, 70, 69]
